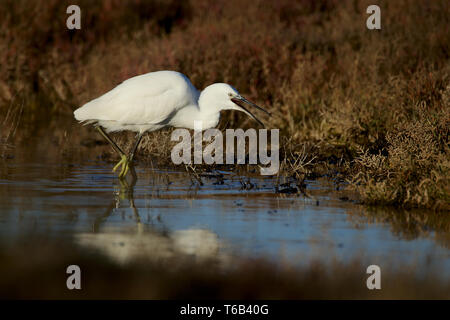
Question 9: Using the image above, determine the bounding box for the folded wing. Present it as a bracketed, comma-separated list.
[74, 71, 198, 126]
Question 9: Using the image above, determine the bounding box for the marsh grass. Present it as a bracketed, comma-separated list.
[0, 96, 23, 158]
[0, 0, 449, 210]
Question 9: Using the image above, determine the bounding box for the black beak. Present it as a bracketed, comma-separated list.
[231, 96, 271, 128]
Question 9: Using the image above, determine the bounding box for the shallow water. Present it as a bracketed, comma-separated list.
[0, 159, 449, 279]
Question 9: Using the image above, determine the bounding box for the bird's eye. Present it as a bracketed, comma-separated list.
[228, 92, 233, 97]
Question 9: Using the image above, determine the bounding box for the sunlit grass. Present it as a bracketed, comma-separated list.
[0, 0, 448, 210]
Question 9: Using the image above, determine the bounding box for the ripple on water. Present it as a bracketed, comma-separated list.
[0, 163, 449, 279]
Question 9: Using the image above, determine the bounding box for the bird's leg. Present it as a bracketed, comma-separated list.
[96, 126, 126, 156]
[96, 127, 144, 178]
[113, 155, 129, 177]
[115, 133, 143, 178]
[129, 133, 144, 162]
[96, 126, 129, 176]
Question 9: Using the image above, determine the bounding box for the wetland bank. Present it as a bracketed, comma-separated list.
[0, 114, 449, 298]
[0, 0, 449, 298]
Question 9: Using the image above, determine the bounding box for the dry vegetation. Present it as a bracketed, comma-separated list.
[0, 0, 449, 210]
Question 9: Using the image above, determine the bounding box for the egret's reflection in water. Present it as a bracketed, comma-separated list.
[0, 162, 449, 279]
[77, 170, 228, 265]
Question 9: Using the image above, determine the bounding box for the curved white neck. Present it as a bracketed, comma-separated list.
[169, 103, 220, 130]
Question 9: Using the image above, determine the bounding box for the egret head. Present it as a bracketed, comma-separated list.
[199, 83, 271, 127]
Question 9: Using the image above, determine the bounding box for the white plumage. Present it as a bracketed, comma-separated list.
[73, 70, 269, 177]
[74, 71, 200, 132]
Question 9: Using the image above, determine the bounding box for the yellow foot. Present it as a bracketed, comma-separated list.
[112, 154, 131, 178]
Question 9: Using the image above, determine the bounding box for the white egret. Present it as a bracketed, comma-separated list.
[74, 71, 270, 177]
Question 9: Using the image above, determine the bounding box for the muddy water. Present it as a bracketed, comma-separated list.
[0, 158, 449, 279]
